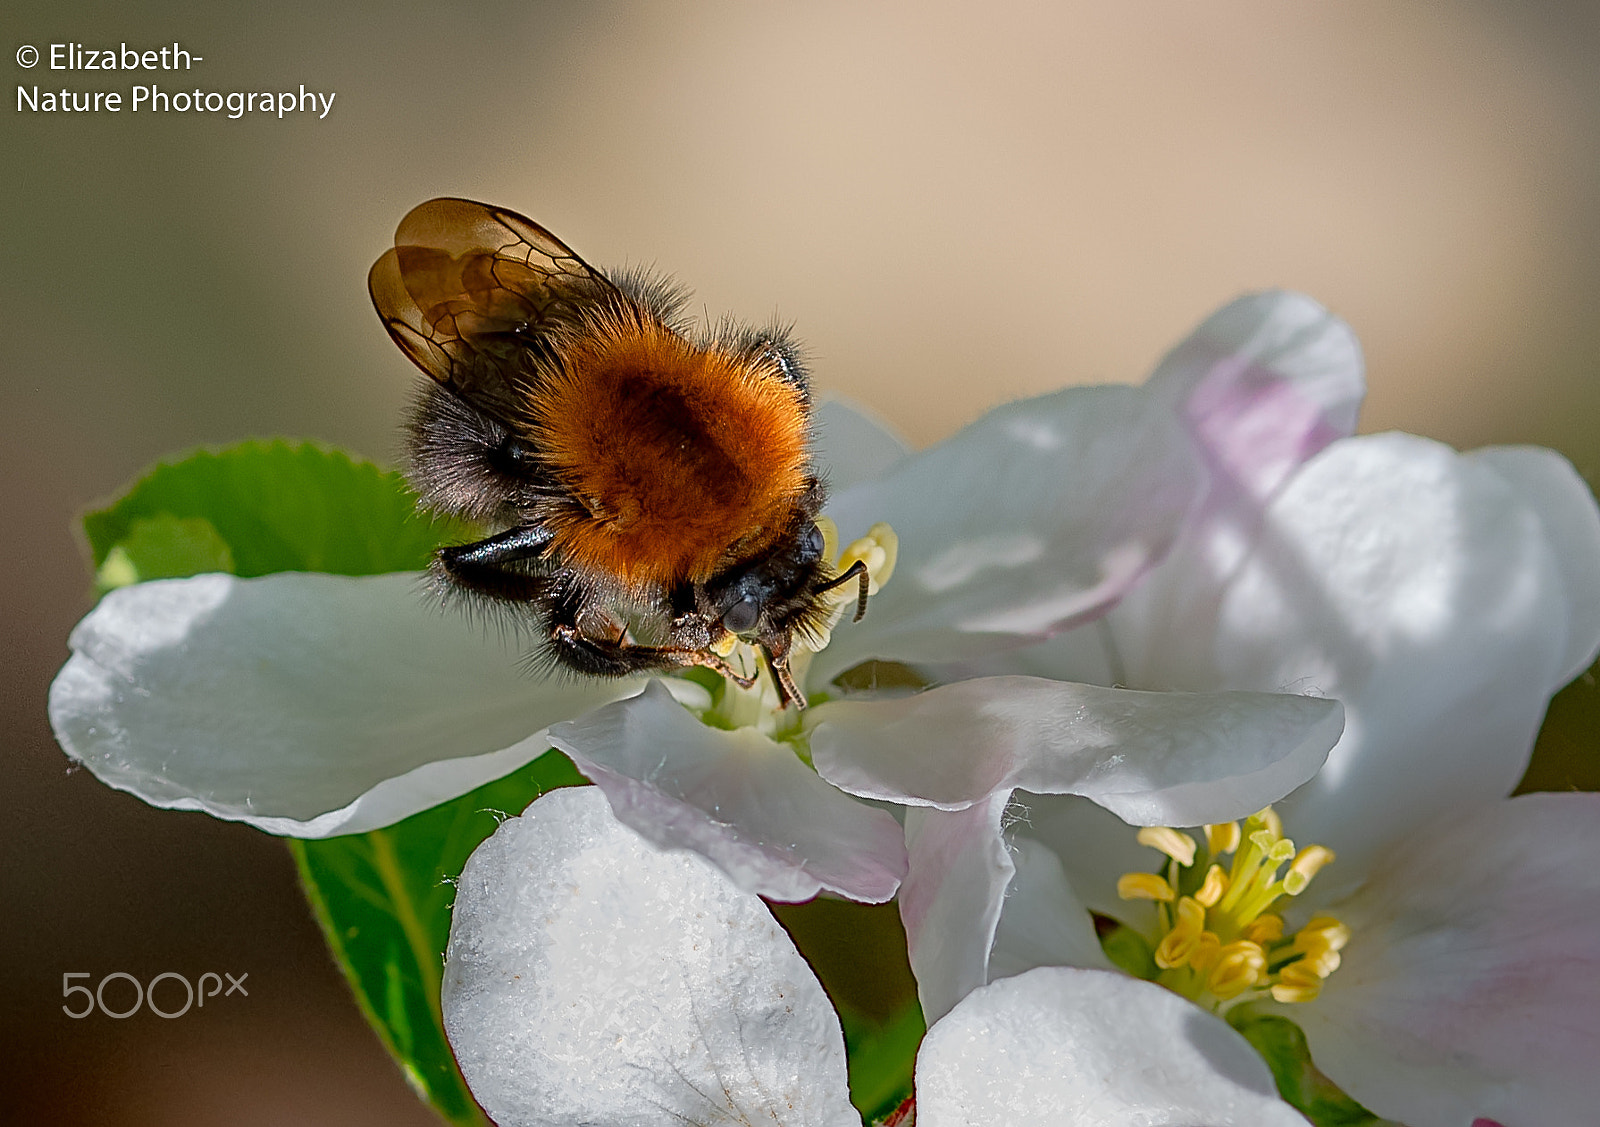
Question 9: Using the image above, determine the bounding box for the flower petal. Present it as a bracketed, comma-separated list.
[46, 572, 629, 836]
[547, 681, 908, 902]
[901, 794, 1115, 1026]
[813, 395, 911, 491]
[1144, 290, 1364, 502]
[443, 786, 858, 1127]
[897, 797, 1013, 1025]
[987, 835, 1114, 981]
[1014, 793, 1170, 921]
[810, 675, 1342, 827]
[812, 382, 1205, 682]
[1468, 445, 1600, 688]
[916, 967, 1308, 1127]
[1293, 794, 1600, 1127]
[1100, 432, 1578, 885]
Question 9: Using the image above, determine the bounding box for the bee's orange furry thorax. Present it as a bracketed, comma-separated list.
[532, 315, 810, 588]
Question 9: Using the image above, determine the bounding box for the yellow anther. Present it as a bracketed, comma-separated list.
[1294, 917, 1351, 953]
[712, 633, 739, 657]
[1207, 941, 1267, 1000]
[1270, 981, 1322, 1004]
[837, 522, 898, 596]
[1277, 960, 1327, 988]
[1117, 872, 1175, 902]
[1137, 827, 1197, 867]
[1283, 844, 1336, 894]
[1188, 931, 1222, 974]
[1115, 807, 1349, 1014]
[1193, 864, 1228, 908]
[1298, 947, 1343, 978]
[1205, 821, 1241, 856]
[1242, 913, 1284, 944]
[1154, 898, 1207, 969]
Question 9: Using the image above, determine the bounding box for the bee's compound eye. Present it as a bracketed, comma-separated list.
[803, 522, 825, 560]
[722, 597, 760, 635]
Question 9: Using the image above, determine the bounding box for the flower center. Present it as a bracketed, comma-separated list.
[700, 517, 898, 738]
[1114, 808, 1348, 1009]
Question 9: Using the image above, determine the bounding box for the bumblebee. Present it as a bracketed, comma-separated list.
[368, 198, 869, 709]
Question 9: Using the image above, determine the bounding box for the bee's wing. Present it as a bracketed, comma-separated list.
[368, 198, 618, 412]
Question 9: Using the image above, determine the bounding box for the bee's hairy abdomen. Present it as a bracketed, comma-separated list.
[531, 304, 814, 590]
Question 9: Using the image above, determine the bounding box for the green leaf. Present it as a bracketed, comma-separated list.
[1228, 1009, 1407, 1127]
[289, 752, 588, 1126]
[95, 513, 235, 592]
[83, 439, 472, 579]
[1097, 917, 1159, 981]
[840, 998, 925, 1124]
[82, 439, 529, 1125]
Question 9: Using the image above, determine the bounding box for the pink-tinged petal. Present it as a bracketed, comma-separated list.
[916, 967, 1308, 1127]
[1145, 290, 1364, 503]
[811, 383, 1204, 683]
[547, 681, 907, 903]
[810, 675, 1342, 827]
[1103, 433, 1573, 887]
[898, 798, 1013, 1025]
[46, 572, 630, 837]
[985, 836, 1112, 984]
[1014, 793, 1167, 924]
[813, 395, 911, 490]
[1293, 794, 1600, 1127]
[901, 799, 1116, 1026]
[444, 787, 858, 1127]
[921, 293, 1360, 695]
[1468, 445, 1600, 688]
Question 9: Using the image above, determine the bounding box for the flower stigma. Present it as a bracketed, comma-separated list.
[695, 518, 899, 740]
[1114, 808, 1348, 1009]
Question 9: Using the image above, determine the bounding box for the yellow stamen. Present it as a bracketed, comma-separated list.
[1277, 960, 1327, 988]
[1137, 826, 1198, 867]
[1188, 931, 1222, 974]
[1284, 844, 1337, 895]
[1205, 820, 1241, 856]
[1242, 913, 1284, 944]
[1193, 864, 1228, 908]
[1271, 981, 1322, 1004]
[1154, 898, 1207, 969]
[1207, 941, 1266, 1000]
[1297, 947, 1342, 978]
[1107, 807, 1348, 1013]
[1293, 917, 1351, 958]
[1117, 872, 1175, 902]
[836, 522, 898, 597]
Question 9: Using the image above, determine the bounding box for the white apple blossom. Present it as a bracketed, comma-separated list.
[48, 292, 1356, 905]
[443, 784, 1312, 1126]
[844, 304, 1600, 1125]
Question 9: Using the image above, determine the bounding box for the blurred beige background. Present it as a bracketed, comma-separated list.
[5, 1, 1598, 1121]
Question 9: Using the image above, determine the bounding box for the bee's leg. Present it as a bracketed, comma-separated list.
[769, 660, 808, 711]
[759, 637, 808, 711]
[548, 623, 761, 689]
[433, 525, 554, 602]
[540, 589, 744, 687]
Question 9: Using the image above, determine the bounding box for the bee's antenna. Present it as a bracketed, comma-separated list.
[816, 559, 870, 622]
